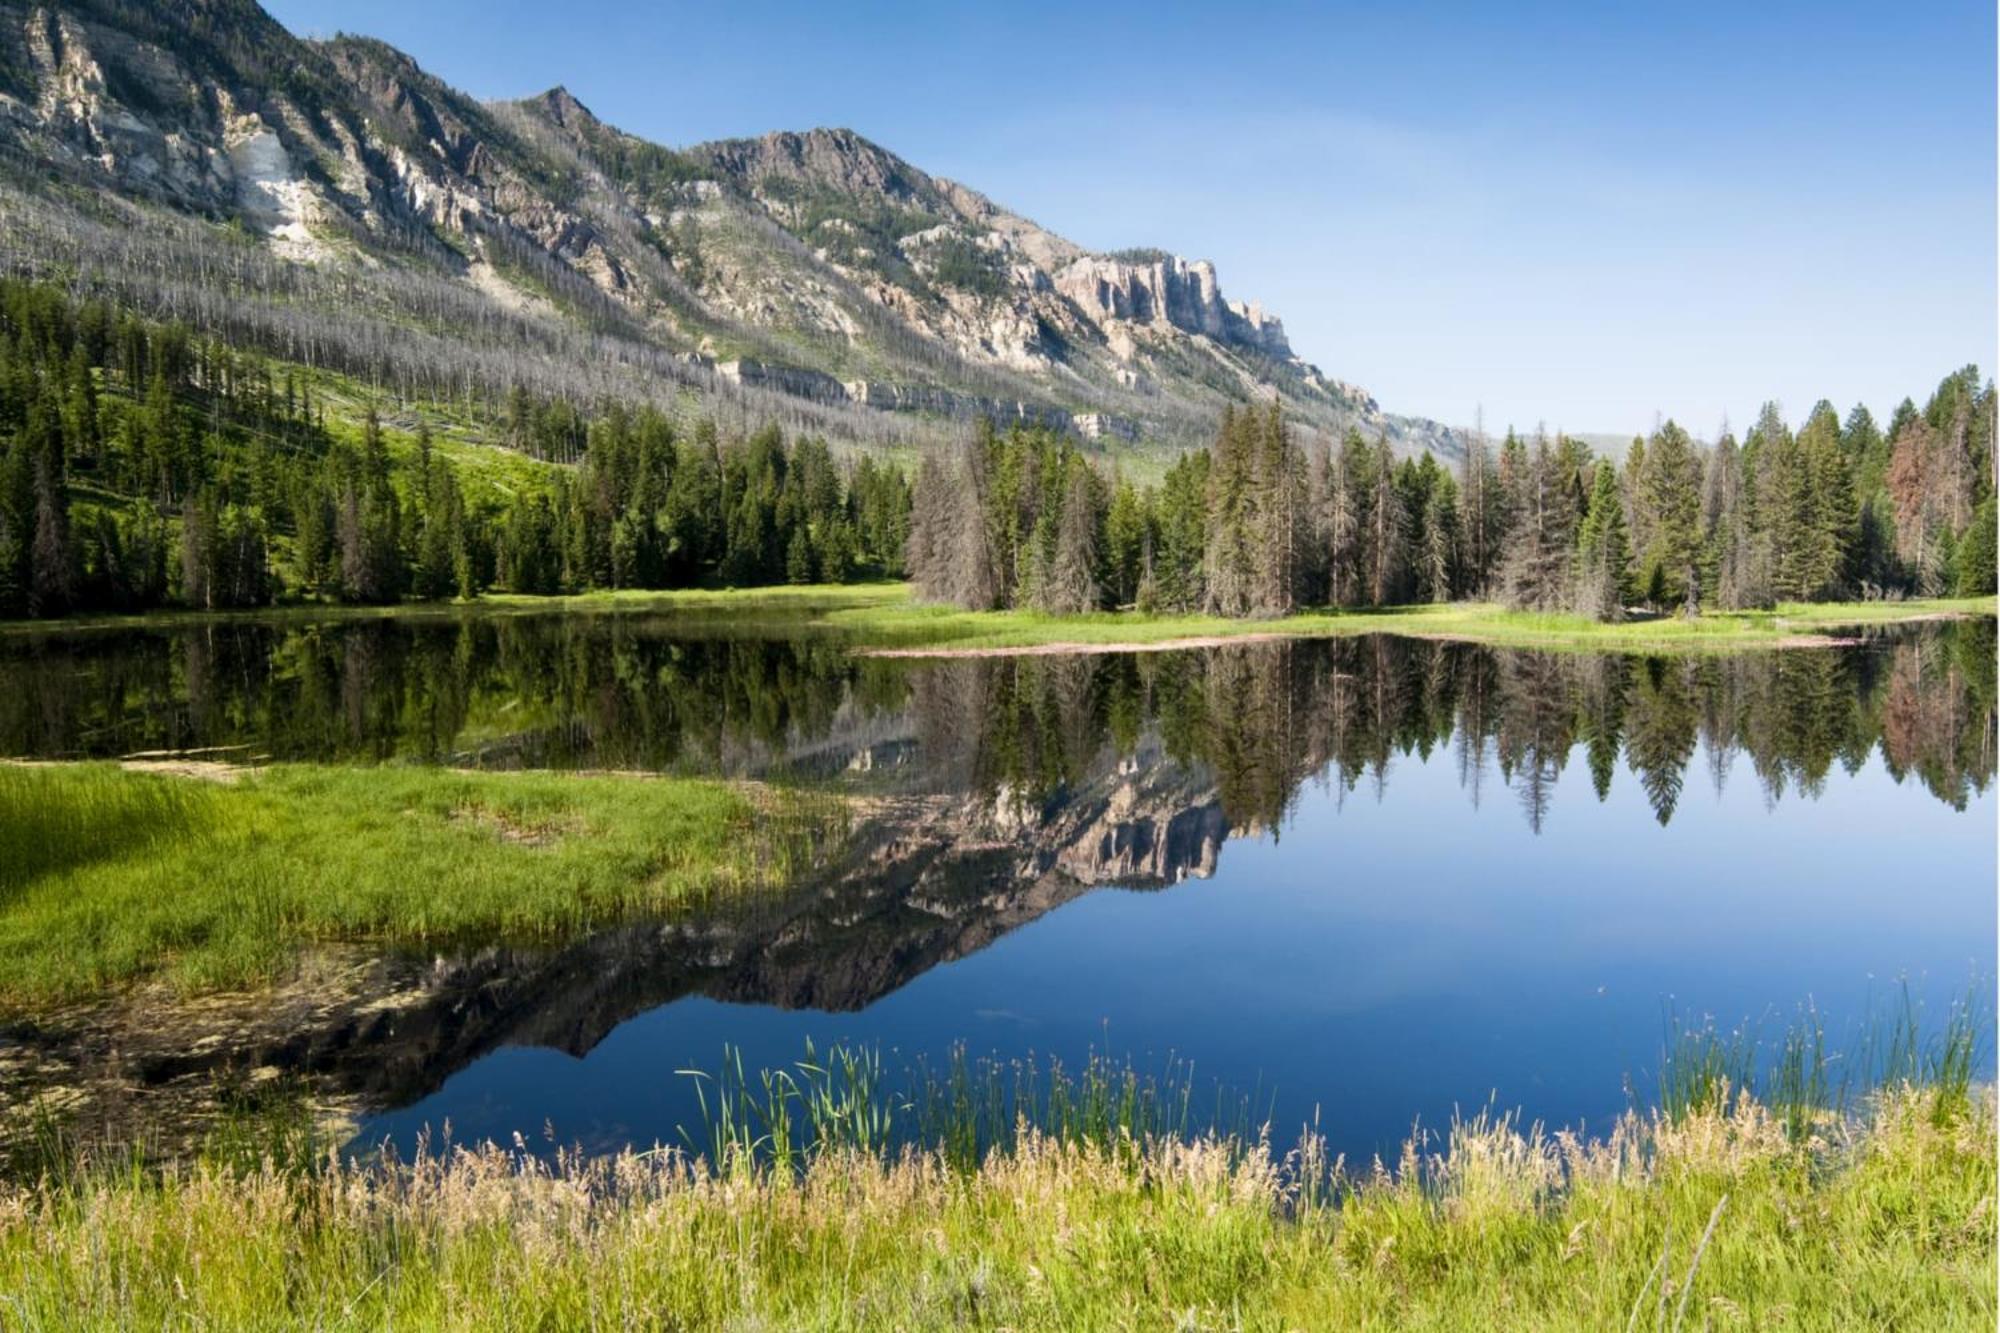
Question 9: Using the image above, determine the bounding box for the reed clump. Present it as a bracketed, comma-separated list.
[5, 1000, 1994, 1331]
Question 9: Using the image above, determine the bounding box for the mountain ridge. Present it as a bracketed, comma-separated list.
[0, 0, 1461, 458]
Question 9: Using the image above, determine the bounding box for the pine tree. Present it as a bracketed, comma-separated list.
[1574, 460, 1633, 620]
[1637, 420, 1703, 612]
[1701, 431, 1765, 609]
[1203, 406, 1258, 616]
[1251, 403, 1301, 615]
[1103, 475, 1147, 608]
[1956, 496, 1997, 595]
[1456, 422, 1498, 596]
[1498, 430, 1580, 612]
[1327, 429, 1366, 605]
[948, 436, 1002, 610]
[25, 386, 71, 615]
[1045, 460, 1103, 614]
[1422, 475, 1459, 603]
[1155, 450, 1208, 611]
[1366, 436, 1404, 606]
[905, 454, 949, 599]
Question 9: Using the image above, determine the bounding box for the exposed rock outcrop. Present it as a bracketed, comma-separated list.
[0, 0, 1462, 459]
[1054, 253, 1291, 360]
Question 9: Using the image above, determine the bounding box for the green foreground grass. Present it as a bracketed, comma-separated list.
[0, 764, 840, 1008]
[829, 593, 2000, 655]
[2, 1081, 1989, 1330]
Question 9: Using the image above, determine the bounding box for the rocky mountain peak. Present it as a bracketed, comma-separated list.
[692, 125, 940, 210]
[0, 0, 1460, 460]
[528, 84, 597, 132]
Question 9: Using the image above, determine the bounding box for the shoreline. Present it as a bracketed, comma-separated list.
[836, 594, 1996, 658]
[0, 584, 1990, 656]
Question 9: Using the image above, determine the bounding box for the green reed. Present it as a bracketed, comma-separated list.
[678, 1040, 1266, 1176]
[1662, 980, 1989, 1137]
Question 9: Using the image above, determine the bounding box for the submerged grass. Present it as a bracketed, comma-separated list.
[2, 1066, 1990, 1328]
[833, 593, 2000, 656]
[0, 763, 845, 1007]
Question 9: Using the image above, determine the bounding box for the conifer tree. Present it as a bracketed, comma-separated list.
[1636, 420, 1703, 612]
[1327, 428, 1367, 605]
[1456, 422, 1498, 596]
[1203, 406, 1257, 616]
[1422, 475, 1459, 603]
[1366, 435, 1404, 606]
[1155, 450, 1208, 611]
[1103, 475, 1147, 608]
[1574, 460, 1633, 620]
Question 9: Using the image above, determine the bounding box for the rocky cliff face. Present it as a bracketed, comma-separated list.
[1055, 253, 1290, 359]
[0, 0, 1460, 458]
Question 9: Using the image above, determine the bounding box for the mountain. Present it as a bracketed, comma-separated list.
[0, 0, 1460, 458]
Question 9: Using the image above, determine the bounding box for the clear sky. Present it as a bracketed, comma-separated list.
[265, 0, 1995, 438]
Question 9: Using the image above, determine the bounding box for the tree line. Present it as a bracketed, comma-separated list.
[906, 623, 1994, 833]
[910, 383, 1996, 619]
[0, 277, 912, 617]
[4, 604, 1988, 830]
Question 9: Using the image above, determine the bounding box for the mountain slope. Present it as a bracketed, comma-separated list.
[0, 0, 1459, 458]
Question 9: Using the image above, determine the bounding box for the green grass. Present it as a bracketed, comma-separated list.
[0, 763, 844, 1008]
[2, 1074, 1988, 1328]
[0, 581, 907, 636]
[828, 593, 2000, 655]
[475, 581, 909, 616]
[15, 581, 1988, 653]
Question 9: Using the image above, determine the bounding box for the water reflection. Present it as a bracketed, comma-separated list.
[0, 616, 1992, 1161]
[1, 616, 1991, 831]
[908, 626, 1996, 831]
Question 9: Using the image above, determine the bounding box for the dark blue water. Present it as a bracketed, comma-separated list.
[352, 641, 1994, 1165]
[3, 612, 1989, 1164]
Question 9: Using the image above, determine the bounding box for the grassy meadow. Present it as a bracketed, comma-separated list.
[8, 580, 1989, 654]
[1, 1044, 1990, 1330]
[0, 763, 843, 1008]
[830, 592, 2000, 656]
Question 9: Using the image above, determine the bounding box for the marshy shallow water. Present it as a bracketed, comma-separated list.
[1, 609, 1992, 1166]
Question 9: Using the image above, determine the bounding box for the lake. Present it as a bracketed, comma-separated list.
[1, 608, 1992, 1166]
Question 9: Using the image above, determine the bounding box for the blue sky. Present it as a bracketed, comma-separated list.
[267, 0, 1995, 437]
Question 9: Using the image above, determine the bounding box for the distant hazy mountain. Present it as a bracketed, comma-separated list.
[0, 0, 1462, 457]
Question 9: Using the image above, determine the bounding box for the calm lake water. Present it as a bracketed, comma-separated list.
[1, 609, 1993, 1165]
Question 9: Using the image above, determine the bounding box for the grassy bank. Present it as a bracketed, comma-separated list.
[0, 582, 908, 637]
[3, 1077, 1988, 1328]
[830, 593, 2000, 656]
[0, 764, 842, 1008]
[8, 584, 1989, 654]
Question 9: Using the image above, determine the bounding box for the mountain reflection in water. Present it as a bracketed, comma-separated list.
[0, 615, 1991, 1162]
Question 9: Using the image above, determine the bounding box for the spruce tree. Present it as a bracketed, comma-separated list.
[1637, 420, 1703, 612]
[1574, 460, 1633, 620]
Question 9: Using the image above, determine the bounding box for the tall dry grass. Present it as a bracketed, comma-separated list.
[1, 1078, 1989, 1330]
